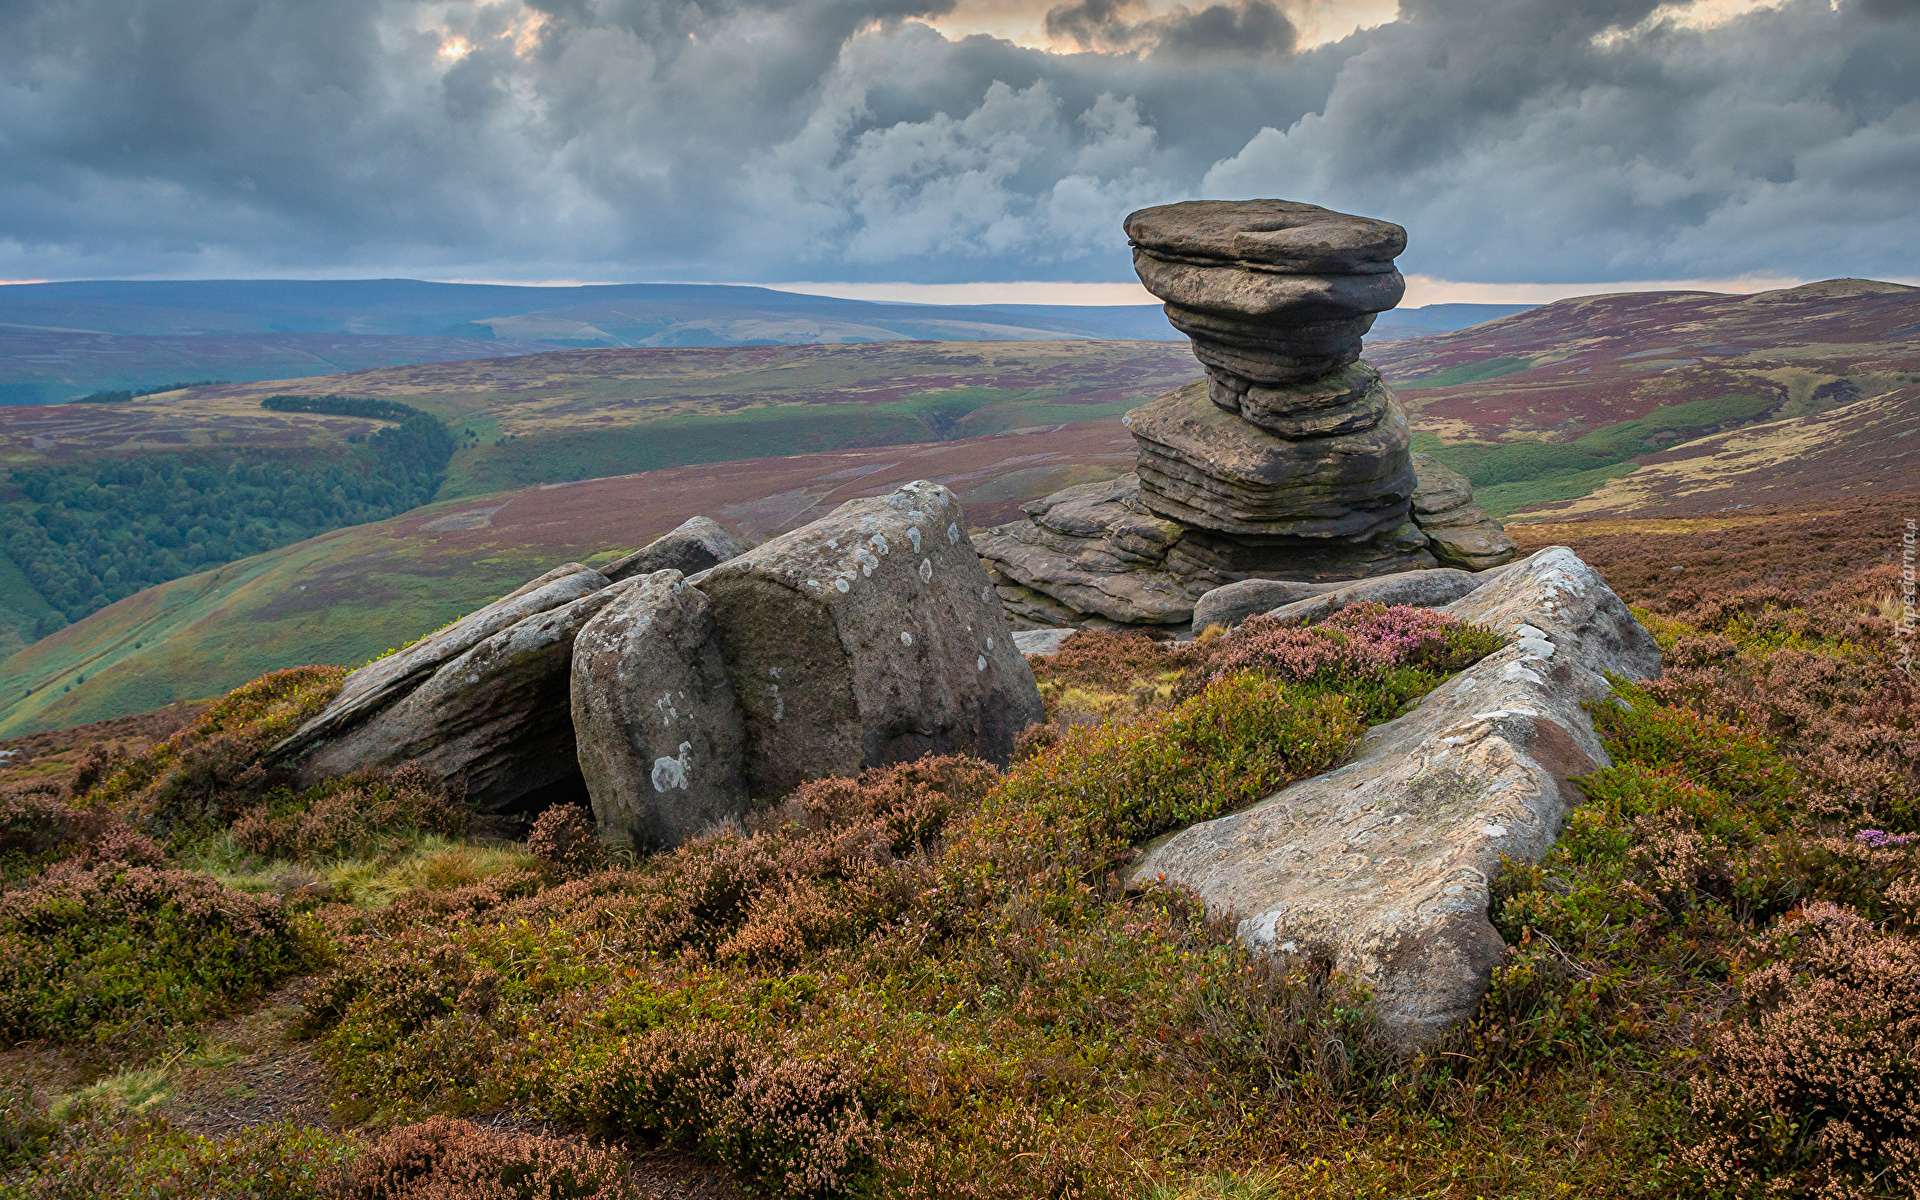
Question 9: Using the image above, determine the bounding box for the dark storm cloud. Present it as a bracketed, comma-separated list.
[0, 0, 1915, 284]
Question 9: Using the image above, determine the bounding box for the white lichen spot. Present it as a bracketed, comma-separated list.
[947, 522, 960, 544]
[985, 636, 993, 650]
[765, 683, 784, 722]
[900, 631, 914, 646]
[976, 655, 986, 672]
[919, 559, 933, 583]
[655, 692, 679, 727]
[908, 527, 922, 553]
[826, 538, 839, 549]
[1278, 940, 1298, 954]
[857, 548, 878, 576]
[1483, 824, 1508, 838]
[835, 578, 850, 593]
[650, 742, 693, 793]
[467, 674, 479, 685]
[871, 534, 889, 555]
[1443, 884, 1465, 896]
[768, 666, 781, 680]
[981, 586, 994, 603]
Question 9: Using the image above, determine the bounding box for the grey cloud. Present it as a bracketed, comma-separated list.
[0, 0, 1915, 286]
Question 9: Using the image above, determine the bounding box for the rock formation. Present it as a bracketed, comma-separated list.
[975, 199, 1515, 628]
[699, 480, 1045, 799]
[571, 570, 749, 850]
[1131, 546, 1662, 1048]
[282, 570, 625, 813]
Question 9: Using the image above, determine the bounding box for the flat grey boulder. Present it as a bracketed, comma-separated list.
[572, 570, 748, 850]
[1125, 199, 1407, 275]
[1259, 568, 1489, 627]
[276, 563, 610, 761]
[1190, 577, 1344, 631]
[1130, 546, 1661, 1049]
[294, 583, 627, 812]
[603, 516, 751, 583]
[699, 480, 1045, 798]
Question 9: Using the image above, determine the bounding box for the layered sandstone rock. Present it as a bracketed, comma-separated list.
[1131, 547, 1662, 1048]
[976, 199, 1514, 629]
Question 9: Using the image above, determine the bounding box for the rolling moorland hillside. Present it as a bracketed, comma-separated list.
[0, 484, 1910, 1199]
[0, 277, 1510, 404]
[4, 280, 1914, 735]
[0, 280, 1183, 403]
[0, 340, 1195, 651]
[1372, 278, 1920, 514]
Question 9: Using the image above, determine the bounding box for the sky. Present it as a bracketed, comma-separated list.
[2, 0, 1918, 304]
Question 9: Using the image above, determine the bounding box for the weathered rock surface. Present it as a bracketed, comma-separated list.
[1410, 455, 1518, 571]
[1129, 381, 1417, 539]
[1012, 628, 1076, 657]
[973, 475, 1438, 628]
[572, 570, 748, 850]
[700, 480, 1045, 798]
[1125, 199, 1407, 274]
[1190, 577, 1344, 631]
[1258, 568, 1489, 628]
[277, 563, 610, 761]
[1130, 547, 1661, 1048]
[295, 582, 629, 812]
[603, 516, 751, 583]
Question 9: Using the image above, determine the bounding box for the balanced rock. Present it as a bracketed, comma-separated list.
[572, 570, 748, 850]
[1131, 547, 1662, 1048]
[291, 580, 627, 812]
[603, 516, 751, 583]
[1127, 199, 1408, 384]
[1410, 455, 1518, 571]
[700, 480, 1044, 798]
[972, 198, 1512, 633]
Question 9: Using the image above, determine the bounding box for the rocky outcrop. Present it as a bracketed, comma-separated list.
[1410, 455, 1518, 571]
[1130, 547, 1661, 1048]
[572, 570, 749, 850]
[701, 481, 1045, 798]
[603, 516, 752, 583]
[975, 199, 1512, 631]
[975, 473, 1440, 628]
[1255, 567, 1490, 628]
[291, 580, 628, 812]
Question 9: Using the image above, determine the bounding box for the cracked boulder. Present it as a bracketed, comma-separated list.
[1129, 546, 1661, 1048]
[572, 570, 749, 851]
[286, 573, 626, 813]
[699, 480, 1045, 798]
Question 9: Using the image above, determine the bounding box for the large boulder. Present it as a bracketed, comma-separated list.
[1130, 546, 1661, 1048]
[1256, 567, 1491, 628]
[603, 516, 752, 583]
[277, 563, 610, 760]
[289, 581, 625, 812]
[1128, 381, 1417, 539]
[571, 570, 748, 850]
[699, 480, 1045, 798]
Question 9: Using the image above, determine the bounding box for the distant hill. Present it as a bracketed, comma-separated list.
[0, 420, 1137, 736]
[1369, 278, 1920, 516]
[0, 279, 1182, 401]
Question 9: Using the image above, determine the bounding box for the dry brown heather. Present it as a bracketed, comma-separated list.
[1, 499, 1917, 1197]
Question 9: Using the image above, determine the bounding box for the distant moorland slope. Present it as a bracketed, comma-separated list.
[0, 420, 1136, 736]
[1372, 278, 1920, 514]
